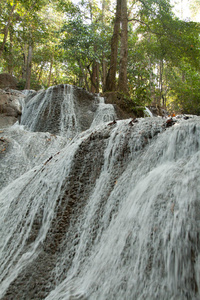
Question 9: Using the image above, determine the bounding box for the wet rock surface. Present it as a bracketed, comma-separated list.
[0, 118, 170, 299]
[0, 127, 68, 191]
[0, 83, 199, 300]
[21, 84, 117, 136]
[20, 85, 99, 135]
[1, 128, 111, 300]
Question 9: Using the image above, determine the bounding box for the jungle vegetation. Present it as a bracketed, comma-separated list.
[0, 0, 200, 114]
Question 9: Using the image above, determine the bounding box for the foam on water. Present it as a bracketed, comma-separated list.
[45, 118, 200, 300]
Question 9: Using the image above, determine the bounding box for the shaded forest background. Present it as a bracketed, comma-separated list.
[0, 0, 200, 115]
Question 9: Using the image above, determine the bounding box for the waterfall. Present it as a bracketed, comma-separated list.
[20, 85, 115, 138]
[90, 96, 116, 128]
[0, 85, 200, 300]
[144, 107, 153, 117]
[59, 85, 79, 138]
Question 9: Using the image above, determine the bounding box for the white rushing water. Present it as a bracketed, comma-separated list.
[0, 85, 200, 300]
[45, 118, 200, 300]
[59, 85, 79, 138]
[90, 96, 116, 128]
[21, 87, 54, 132]
[20, 85, 116, 138]
[144, 107, 153, 117]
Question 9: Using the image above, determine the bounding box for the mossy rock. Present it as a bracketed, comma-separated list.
[103, 91, 144, 119]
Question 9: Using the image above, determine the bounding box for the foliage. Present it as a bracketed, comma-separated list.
[59, 0, 113, 91]
[167, 64, 200, 115]
[126, 0, 200, 113]
[0, 0, 200, 114]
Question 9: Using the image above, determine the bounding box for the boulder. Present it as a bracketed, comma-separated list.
[0, 73, 17, 89]
[103, 91, 140, 119]
[0, 89, 25, 128]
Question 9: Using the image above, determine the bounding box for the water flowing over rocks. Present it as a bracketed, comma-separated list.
[0, 84, 200, 300]
[21, 84, 116, 137]
[0, 125, 68, 190]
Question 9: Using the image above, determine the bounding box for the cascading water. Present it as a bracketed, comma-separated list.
[21, 84, 81, 137]
[0, 84, 200, 300]
[90, 96, 116, 128]
[20, 84, 115, 138]
[144, 107, 153, 117]
[59, 85, 79, 138]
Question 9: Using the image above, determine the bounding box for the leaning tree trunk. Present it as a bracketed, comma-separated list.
[118, 0, 128, 94]
[104, 0, 121, 92]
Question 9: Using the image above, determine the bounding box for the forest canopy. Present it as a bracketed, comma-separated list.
[0, 0, 200, 115]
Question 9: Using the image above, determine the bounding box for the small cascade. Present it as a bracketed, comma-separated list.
[0, 125, 68, 191]
[59, 85, 79, 138]
[0, 85, 200, 300]
[0, 134, 87, 298]
[21, 87, 54, 133]
[144, 106, 153, 117]
[21, 84, 80, 137]
[91, 96, 116, 128]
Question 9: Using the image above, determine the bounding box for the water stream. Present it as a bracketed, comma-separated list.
[0, 85, 200, 299]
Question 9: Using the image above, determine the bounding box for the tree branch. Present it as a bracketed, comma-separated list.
[128, 18, 162, 36]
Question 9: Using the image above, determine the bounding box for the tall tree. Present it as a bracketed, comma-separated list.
[104, 0, 128, 94]
[118, 0, 128, 93]
[25, 43, 33, 89]
[105, 0, 121, 91]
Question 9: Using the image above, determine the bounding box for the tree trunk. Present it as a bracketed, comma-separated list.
[102, 54, 107, 90]
[79, 60, 90, 91]
[37, 62, 45, 82]
[90, 61, 99, 93]
[104, 0, 121, 92]
[25, 45, 33, 89]
[48, 57, 54, 87]
[159, 59, 163, 106]
[101, 0, 107, 91]
[88, 0, 93, 22]
[8, 26, 14, 75]
[22, 45, 28, 80]
[118, 0, 128, 94]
